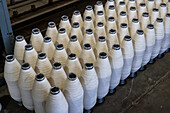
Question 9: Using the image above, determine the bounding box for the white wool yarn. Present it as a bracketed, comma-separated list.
[64, 53, 82, 78]
[159, 3, 167, 18]
[140, 12, 150, 31]
[146, 0, 155, 13]
[150, 8, 160, 24]
[14, 35, 27, 64]
[151, 18, 165, 59]
[32, 73, 51, 113]
[71, 10, 83, 29]
[79, 43, 96, 67]
[95, 11, 106, 26]
[127, 0, 136, 10]
[63, 73, 84, 113]
[130, 18, 141, 39]
[138, 3, 147, 21]
[80, 63, 98, 110]
[45, 87, 68, 113]
[67, 35, 82, 58]
[107, 29, 119, 51]
[118, 23, 129, 44]
[94, 36, 108, 57]
[30, 28, 43, 52]
[95, 52, 111, 99]
[82, 29, 96, 49]
[94, 1, 105, 15]
[136, 0, 144, 6]
[83, 16, 95, 34]
[106, 5, 117, 20]
[160, 13, 170, 54]
[95, 22, 107, 41]
[70, 22, 83, 43]
[4, 55, 21, 102]
[41, 36, 55, 61]
[109, 44, 123, 90]
[128, 6, 137, 25]
[46, 22, 58, 44]
[53, 44, 68, 67]
[131, 30, 146, 73]
[50, 62, 67, 89]
[142, 24, 155, 66]
[155, 0, 162, 8]
[18, 63, 36, 111]
[24, 44, 38, 70]
[117, 1, 127, 15]
[115, 0, 124, 8]
[83, 5, 95, 22]
[35, 53, 52, 79]
[117, 11, 128, 26]
[56, 28, 69, 49]
[59, 15, 72, 36]
[106, 17, 117, 32]
[105, 0, 115, 13]
[121, 35, 134, 80]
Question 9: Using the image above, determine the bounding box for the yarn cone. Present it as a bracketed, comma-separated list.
[4, 55, 21, 102]
[95, 22, 107, 41]
[146, 0, 155, 13]
[35, 53, 52, 79]
[82, 29, 96, 49]
[70, 22, 83, 43]
[56, 28, 69, 49]
[117, 11, 128, 26]
[127, 0, 136, 11]
[45, 87, 68, 113]
[105, 0, 115, 13]
[32, 73, 51, 113]
[30, 28, 43, 53]
[24, 44, 38, 70]
[159, 3, 167, 18]
[118, 23, 129, 44]
[160, 13, 170, 54]
[41, 36, 55, 61]
[141, 12, 150, 31]
[130, 18, 140, 39]
[79, 43, 96, 67]
[121, 36, 134, 81]
[95, 11, 106, 26]
[151, 18, 164, 60]
[109, 44, 123, 93]
[106, 17, 117, 33]
[64, 53, 82, 78]
[83, 16, 95, 34]
[115, 0, 124, 8]
[67, 35, 82, 57]
[46, 22, 58, 44]
[107, 29, 119, 51]
[94, 36, 108, 58]
[142, 24, 155, 67]
[18, 63, 36, 111]
[131, 30, 146, 74]
[63, 73, 84, 113]
[83, 5, 95, 22]
[53, 44, 68, 67]
[128, 6, 137, 24]
[138, 3, 147, 21]
[117, 1, 127, 15]
[80, 63, 98, 111]
[95, 52, 111, 103]
[106, 5, 117, 20]
[14, 35, 27, 64]
[59, 15, 72, 36]
[136, 0, 144, 6]
[150, 8, 160, 24]
[71, 10, 83, 29]
[155, 0, 162, 8]
[94, 1, 105, 15]
[50, 62, 67, 89]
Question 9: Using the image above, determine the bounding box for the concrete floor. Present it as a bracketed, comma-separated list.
[0, 52, 170, 113]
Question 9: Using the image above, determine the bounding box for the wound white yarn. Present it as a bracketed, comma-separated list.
[83, 8, 95, 22]
[95, 25, 107, 41]
[63, 74, 84, 113]
[56, 32, 69, 49]
[14, 37, 27, 64]
[46, 26, 58, 44]
[106, 8, 117, 20]
[71, 13, 83, 29]
[94, 39, 108, 57]
[83, 19, 95, 34]
[130, 20, 141, 39]
[106, 18, 118, 32]
[150, 9, 160, 24]
[59, 19, 72, 36]
[70, 27, 83, 43]
[82, 32, 96, 49]
[105, 0, 115, 13]
[95, 14, 106, 26]
[107, 31, 119, 51]
[128, 7, 137, 24]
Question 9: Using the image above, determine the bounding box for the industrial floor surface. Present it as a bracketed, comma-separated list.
[0, 52, 170, 113]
